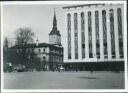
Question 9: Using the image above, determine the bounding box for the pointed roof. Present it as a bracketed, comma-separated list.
[53, 8, 56, 22]
[49, 9, 61, 36]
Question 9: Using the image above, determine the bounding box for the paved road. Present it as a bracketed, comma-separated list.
[4, 71, 124, 89]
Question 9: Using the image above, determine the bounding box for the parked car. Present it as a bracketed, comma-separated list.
[13, 64, 26, 72]
[60, 65, 65, 72]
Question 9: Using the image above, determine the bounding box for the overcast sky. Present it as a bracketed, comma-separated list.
[3, 4, 66, 46]
[3, 1, 124, 46]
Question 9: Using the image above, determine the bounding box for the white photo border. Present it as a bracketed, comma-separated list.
[1, 0, 127, 92]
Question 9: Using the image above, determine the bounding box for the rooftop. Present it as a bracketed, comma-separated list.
[11, 43, 62, 49]
[49, 30, 61, 36]
[62, 4, 105, 9]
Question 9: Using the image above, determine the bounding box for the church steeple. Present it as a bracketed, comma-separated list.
[52, 8, 57, 31]
[49, 9, 61, 46]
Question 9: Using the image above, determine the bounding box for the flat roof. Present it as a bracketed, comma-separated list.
[62, 4, 105, 9]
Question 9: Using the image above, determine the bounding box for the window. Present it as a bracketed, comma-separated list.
[67, 13, 71, 59]
[43, 56, 46, 62]
[74, 13, 78, 59]
[39, 49, 41, 52]
[81, 12, 85, 58]
[102, 10, 108, 58]
[95, 11, 100, 58]
[88, 11, 93, 58]
[109, 9, 115, 58]
[117, 8, 124, 58]
[43, 48, 45, 53]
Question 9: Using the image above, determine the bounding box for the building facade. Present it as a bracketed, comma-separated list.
[63, 4, 124, 71]
[10, 43, 63, 71]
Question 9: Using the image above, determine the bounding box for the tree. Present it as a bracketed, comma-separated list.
[15, 27, 35, 45]
[4, 37, 10, 49]
[12, 27, 36, 71]
[3, 37, 11, 72]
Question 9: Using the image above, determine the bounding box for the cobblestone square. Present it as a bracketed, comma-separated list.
[4, 71, 124, 89]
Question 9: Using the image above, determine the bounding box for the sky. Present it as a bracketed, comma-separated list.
[3, 4, 66, 46]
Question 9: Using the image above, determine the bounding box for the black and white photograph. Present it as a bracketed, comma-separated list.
[0, 1, 127, 92]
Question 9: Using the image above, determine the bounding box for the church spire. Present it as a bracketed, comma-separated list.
[52, 8, 57, 30]
[54, 8, 56, 20]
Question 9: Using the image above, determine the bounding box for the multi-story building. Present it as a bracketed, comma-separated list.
[62, 4, 124, 71]
[9, 11, 63, 71]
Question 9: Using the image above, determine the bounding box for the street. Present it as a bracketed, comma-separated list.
[4, 71, 124, 89]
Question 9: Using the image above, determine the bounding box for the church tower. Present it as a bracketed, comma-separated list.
[49, 9, 61, 46]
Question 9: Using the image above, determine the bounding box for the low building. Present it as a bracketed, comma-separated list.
[10, 42, 63, 71]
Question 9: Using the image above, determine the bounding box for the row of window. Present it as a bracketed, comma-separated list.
[50, 50, 63, 55]
[50, 56, 63, 62]
[17, 48, 63, 55]
[40, 55, 63, 62]
[38, 48, 46, 53]
[67, 8, 124, 59]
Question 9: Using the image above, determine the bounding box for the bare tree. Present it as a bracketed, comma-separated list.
[4, 37, 10, 49]
[15, 27, 35, 45]
[12, 27, 36, 71]
[3, 37, 11, 72]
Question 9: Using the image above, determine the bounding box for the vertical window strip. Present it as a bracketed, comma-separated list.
[102, 10, 108, 58]
[117, 8, 124, 58]
[95, 11, 100, 58]
[88, 11, 93, 58]
[74, 13, 78, 59]
[110, 9, 116, 58]
[81, 12, 85, 58]
[67, 14, 71, 59]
